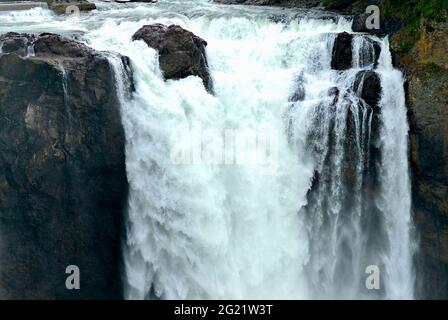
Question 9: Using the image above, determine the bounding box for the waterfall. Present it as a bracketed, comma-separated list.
[94, 6, 413, 298]
[289, 33, 415, 299]
[99, 16, 340, 300]
[0, 0, 416, 299]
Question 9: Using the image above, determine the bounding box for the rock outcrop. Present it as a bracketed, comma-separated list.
[132, 24, 214, 93]
[0, 32, 129, 299]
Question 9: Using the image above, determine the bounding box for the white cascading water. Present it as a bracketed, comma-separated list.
[291, 33, 415, 299]
[0, 0, 415, 299]
[376, 40, 415, 298]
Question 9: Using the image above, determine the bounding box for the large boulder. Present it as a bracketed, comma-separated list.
[0, 32, 129, 299]
[132, 24, 214, 93]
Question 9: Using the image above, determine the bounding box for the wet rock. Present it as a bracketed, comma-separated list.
[132, 24, 214, 93]
[352, 70, 382, 183]
[371, 39, 381, 68]
[331, 32, 353, 70]
[352, 13, 370, 32]
[347, 70, 382, 178]
[0, 33, 129, 299]
[353, 70, 381, 111]
[354, 36, 381, 68]
[0, 33, 35, 56]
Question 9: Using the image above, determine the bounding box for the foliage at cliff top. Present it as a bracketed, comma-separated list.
[323, 0, 448, 22]
[381, 0, 447, 22]
[324, 0, 448, 53]
[381, 0, 448, 53]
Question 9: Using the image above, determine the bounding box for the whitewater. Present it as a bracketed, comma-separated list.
[0, 0, 415, 299]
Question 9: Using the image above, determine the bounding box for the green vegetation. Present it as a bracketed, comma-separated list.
[323, 0, 448, 53]
[426, 62, 444, 73]
[379, 0, 447, 53]
[399, 40, 414, 53]
[323, 0, 448, 22]
[379, 0, 448, 23]
[324, 0, 448, 18]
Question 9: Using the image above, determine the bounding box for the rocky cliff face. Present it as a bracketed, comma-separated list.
[390, 20, 448, 299]
[0, 33, 129, 299]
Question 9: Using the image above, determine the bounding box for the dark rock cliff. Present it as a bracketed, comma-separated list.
[390, 20, 448, 299]
[0, 33, 129, 299]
